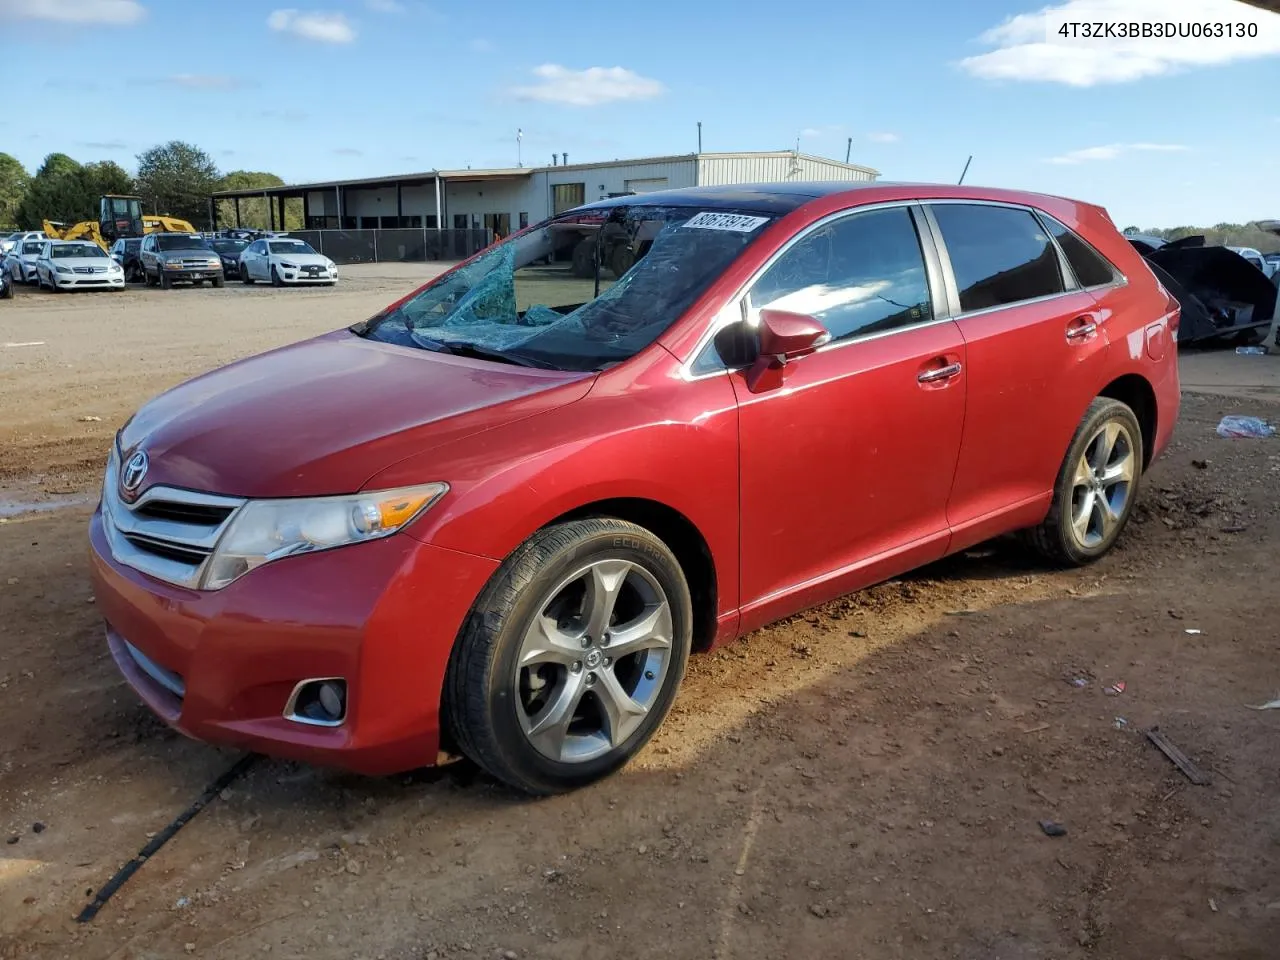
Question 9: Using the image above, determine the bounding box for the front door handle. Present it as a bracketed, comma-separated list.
[918, 362, 962, 384]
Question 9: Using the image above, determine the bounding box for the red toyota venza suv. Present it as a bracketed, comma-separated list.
[90, 182, 1180, 794]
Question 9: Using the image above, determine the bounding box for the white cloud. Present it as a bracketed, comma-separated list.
[800, 124, 845, 139]
[333, 148, 363, 156]
[960, 0, 1280, 86]
[1045, 142, 1189, 164]
[469, 38, 494, 53]
[0, 0, 143, 24]
[867, 131, 900, 143]
[365, 0, 403, 9]
[511, 65, 665, 106]
[169, 74, 242, 90]
[267, 9, 356, 44]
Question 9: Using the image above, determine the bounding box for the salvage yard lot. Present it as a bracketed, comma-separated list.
[2, 267, 1279, 959]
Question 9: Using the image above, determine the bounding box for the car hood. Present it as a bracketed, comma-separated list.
[52, 257, 115, 269]
[157, 248, 216, 258]
[118, 330, 595, 498]
[269, 251, 329, 265]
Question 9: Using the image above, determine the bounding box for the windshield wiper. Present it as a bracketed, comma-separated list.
[437, 340, 557, 369]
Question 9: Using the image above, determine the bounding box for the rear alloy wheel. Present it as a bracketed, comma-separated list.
[446, 518, 692, 795]
[1025, 397, 1142, 565]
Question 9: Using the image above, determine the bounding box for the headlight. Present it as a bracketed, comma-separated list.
[207, 259, 221, 268]
[164, 261, 183, 270]
[199, 483, 448, 590]
[54, 264, 71, 274]
[280, 262, 297, 270]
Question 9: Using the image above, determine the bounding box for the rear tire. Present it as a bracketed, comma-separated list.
[1024, 398, 1143, 566]
[444, 518, 692, 795]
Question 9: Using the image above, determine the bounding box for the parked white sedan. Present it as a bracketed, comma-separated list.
[239, 237, 338, 286]
[35, 240, 125, 292]
[4, 239, 46, 284]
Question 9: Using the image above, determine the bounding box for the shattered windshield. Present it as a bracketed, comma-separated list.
[359, 204, 775, 371]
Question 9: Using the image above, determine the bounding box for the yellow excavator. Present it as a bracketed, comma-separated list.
[43, 195, 197, 252]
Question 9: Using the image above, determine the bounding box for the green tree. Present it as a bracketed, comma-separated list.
[84, 160, 134, 198]
[15, 153, 91, 227]
[0, 153, 30, 229]
[215, 170, 302, 230]
[135, 141, 219, 227]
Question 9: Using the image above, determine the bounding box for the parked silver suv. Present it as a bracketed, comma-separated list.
[139, 233, 225, 289]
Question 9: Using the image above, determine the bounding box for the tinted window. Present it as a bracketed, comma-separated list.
[748, 206, 933, 344]
[269, 241, 317, 255]
[155, 234, 209, 251]
[931, 204, 1064, 312]
[1041, 214, 1118, 287]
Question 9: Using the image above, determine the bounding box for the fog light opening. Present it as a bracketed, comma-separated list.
[285, 678, 347, 727]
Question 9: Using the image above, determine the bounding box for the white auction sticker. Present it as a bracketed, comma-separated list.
[683, 212, 770, 233]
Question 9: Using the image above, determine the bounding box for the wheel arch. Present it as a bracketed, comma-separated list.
[1098, 373, 1158, 471]
[543, 497, 718, 653]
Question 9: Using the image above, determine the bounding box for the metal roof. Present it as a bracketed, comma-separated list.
[211, 151, 879, 200]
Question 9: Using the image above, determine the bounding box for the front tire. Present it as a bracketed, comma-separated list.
[445, 518, 693, 795]
[1025, 397, 1143, 565]
[158, 269, 171, 289]
[270, 265, 283, 287]
[242, 265, 254, 285]
[212, 276, 225, 288]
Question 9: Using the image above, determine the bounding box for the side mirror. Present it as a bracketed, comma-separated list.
[745, 308, 831, 392]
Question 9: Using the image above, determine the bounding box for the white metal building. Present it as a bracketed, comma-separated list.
[212, 151, 880, 236]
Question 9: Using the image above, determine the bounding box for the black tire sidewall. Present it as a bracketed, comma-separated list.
[1052, 400, 1144, 563]
[473, 526, 692, 792]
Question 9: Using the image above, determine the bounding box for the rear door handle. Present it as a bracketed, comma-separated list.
[918, 362, 962, 384]
[1066, 316, 1098, 341]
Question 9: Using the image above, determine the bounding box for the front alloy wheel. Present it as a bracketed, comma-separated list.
[446, 518, 692, 794]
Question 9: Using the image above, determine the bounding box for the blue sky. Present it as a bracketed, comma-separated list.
[1, 0, 1278, 228]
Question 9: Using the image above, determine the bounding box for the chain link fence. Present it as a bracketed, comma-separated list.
[286, 228, 492, 265]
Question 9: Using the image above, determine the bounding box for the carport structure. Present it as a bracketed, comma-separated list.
[209, 168, 534, 233]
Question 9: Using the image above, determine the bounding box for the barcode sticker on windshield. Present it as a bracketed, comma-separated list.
[683, 212, 770, 233]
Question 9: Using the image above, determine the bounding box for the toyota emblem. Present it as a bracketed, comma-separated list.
[121, 450, 149, 497]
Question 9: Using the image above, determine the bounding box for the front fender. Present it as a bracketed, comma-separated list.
[365, 365, 743, 616]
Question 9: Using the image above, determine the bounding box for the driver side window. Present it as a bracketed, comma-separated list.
[747, 206, 933, 344]
[690, 205, 934, 376]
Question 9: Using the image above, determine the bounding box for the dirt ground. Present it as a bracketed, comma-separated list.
[2, 273, 1279, 960]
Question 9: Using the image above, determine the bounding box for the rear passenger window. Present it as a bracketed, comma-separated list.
[931, 204, 1064, 312]
[1040, 214, 1120, 288]
[748, 206, 933, 344]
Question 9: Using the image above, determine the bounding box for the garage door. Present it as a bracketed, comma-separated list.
[624, 178, 668, 194]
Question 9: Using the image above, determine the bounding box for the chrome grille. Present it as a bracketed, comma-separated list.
[73, 265, 105, 274]
[101, 448, 244, 588]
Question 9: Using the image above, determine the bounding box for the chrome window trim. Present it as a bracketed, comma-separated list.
[680, 200, 948, 382]
[283, 678, 347, 728]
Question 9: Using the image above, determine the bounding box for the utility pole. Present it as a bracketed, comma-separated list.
[697, 121, 702, 153]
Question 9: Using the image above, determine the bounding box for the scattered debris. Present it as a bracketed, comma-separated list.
[1032, 787, 1058, 807]
[1191, 459, 1209, 469]
[2, 341, 46, 348]
[5, 835, 17, 845]
[175, 897, 190, 909]
[1185, 629, 1203, 635]
[1038, 820, 1068, 837]
[1209, 898, 1219, 913]
[77, 415, 102, 422]
[1068, 677, 1089, 688]
[1235, 346, 1267, 355]
[1114, 717, 1130, 730]
[1244, 696, 1280, 711]
[1021, 722, 1051, 734]
[808, 903, 829, 918]
[32, 822, 46, 834]
[1105, 681, 1126, 697]
[1145, 727, 1212, 785]
[1216, 415, 1276, 439]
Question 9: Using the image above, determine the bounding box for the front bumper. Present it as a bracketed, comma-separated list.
[161, 265, 223, 281]
[277, 265, 339, 284]
[52, 272, 125, 289]
[89, 504, 498, 775]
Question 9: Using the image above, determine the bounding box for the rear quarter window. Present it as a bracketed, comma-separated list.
[1040, 214, 1120, 288]
[930, 203, 1065, 312]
